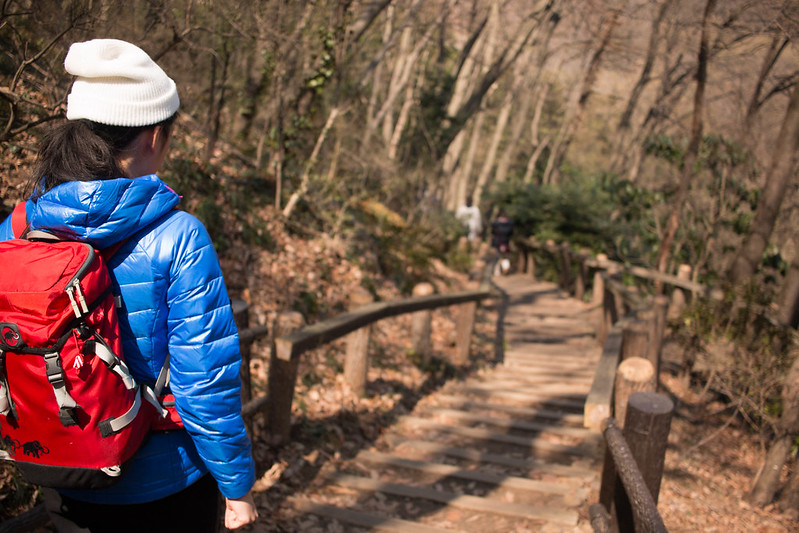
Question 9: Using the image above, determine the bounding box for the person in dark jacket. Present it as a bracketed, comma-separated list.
[491, 210, 514, 275]
[491, 210, 514, 253]
[0, 39, 257, 532]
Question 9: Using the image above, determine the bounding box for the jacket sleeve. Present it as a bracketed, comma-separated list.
[163, 213, 255, 499]
[0, 214, 12, 241]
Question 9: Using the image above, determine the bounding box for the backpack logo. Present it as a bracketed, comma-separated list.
[1, 323, 23, 349]
[21, 440, 49, 458]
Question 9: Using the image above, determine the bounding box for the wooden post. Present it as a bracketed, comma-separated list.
[527, 248, 536, 279]
[593, 254, 608, 306]
[267, 311, 305, 445]
[454, 283, 478, 365]
[516, 246, 527, 274]
[652, 295, 669, 372]
[640, 306, 663, 390]
[598, 284, 617, 345]
[575, 248, 590, 302]
[668, 264, 692, 318]
[622, 320, 649, 361]
[613, 392, 674, 533]
[560, 242, 572, 292]
[344, 287, 374, 396]
[231, 299, 252, 405]
[410, 282, 435, 364]
[614, 357, 655, 428]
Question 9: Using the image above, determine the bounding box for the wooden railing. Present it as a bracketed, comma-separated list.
[241, 257, 495, 444]
[514, 238, 715, 533]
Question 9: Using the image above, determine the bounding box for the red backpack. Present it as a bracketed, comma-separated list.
[0, 202, 174, 489]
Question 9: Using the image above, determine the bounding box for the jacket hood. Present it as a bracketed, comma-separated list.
[30, 175, 181, 248]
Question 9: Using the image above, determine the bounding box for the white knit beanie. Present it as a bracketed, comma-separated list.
[65, 39, 180, 127]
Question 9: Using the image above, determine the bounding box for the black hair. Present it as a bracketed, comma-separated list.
[27, 113, 177, 199]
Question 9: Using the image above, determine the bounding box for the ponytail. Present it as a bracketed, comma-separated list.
[27, 114, 177, 199]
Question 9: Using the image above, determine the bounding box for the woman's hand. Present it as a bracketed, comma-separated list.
[224, 491, 258, 529]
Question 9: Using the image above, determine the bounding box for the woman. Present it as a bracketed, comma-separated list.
[0, 39, 258, 531]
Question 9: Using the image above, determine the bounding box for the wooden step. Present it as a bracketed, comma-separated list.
[325, 473, 580, 526]
[417, 407, 597, 439]
[396, 416, 599, 458]
[384, 438, 597, 480]
[488, 368, 597, 380]
[353, 450, 588, 498]
[455, 382, 587, 402]
[460, 378, 592, 395]
[428, 395, 586, 425]
[451, 386, 587, 411]
[295, 500, 456, 533]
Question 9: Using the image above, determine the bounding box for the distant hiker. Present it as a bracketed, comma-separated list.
[456, 196, 483, 243]
[491, 210, 514, 275]
[0, 39, 257, 532]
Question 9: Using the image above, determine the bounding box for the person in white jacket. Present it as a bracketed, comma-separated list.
[456, 196, 482, 243]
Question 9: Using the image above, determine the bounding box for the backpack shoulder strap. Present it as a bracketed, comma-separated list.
[10, 202, 29, 239]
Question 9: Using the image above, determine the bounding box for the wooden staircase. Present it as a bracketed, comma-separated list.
[290, 275, 603, 532]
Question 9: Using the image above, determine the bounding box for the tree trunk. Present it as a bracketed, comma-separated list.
[778, 249, 799, 328]
[523, 134, 552, 184]
[654, 0, 717, 275]
[543, 0, 624, 185]
[778, 460, 799, 513]
[748, 354, 799, 506]
[347, 0, 394, 44]
[610, 0, 674, 173]
[443, 0, 500, 210]
[282, 107, 341, 219]
[366, 4, 393, 130]
[727, 83, 799, 284]
[473, 88, 513, 201]
[744, 34, 789, 132]
[493, 9, 559, 185]
[388, 50, 427, 160]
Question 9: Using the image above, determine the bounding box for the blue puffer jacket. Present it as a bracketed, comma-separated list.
[0, 175, 255, 504]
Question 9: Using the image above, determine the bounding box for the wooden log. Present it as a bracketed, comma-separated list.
[344, 287, 374, 396]
[527, 248, 536, 279]
[640, 306, 663, 390]
[585, 321, 624, 431]
[410, 282, 435, 363]
[593, 254, 608, 306]
[598, 283, 618, 346]
[652, 295, 668, 378]
[274, 288, 490, 362]
[668, 264, 692, 318]
[575, 248, 590, 302]
[613, 393, 674, 533]
[516, 246, 526, 274]
[622, 320, 649, 362]
[560, 242, 572, 291]
[267, 311, 305, 445]
[454, 281, 478, 365]
[602, 417, 668, 533]
[589, 502, 611, 533]
[231, 298, 252, 405]
[614, 357, 655, 429]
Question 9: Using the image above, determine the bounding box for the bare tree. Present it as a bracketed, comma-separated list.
[727, 83, 799, 283]
[542, 0, 626, 185]
[653, 0, 718, 275]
